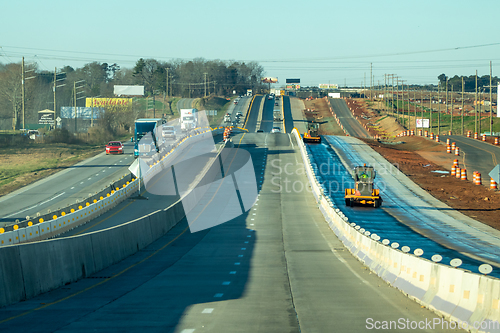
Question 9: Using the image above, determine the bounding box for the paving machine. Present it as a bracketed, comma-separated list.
[303, 122, 321, 143]
[344, 164, 382, 208]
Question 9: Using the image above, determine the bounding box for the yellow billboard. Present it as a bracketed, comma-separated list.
[86, 98, 133, 108]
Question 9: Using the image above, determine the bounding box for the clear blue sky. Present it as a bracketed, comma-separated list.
[2, 0, 500, 87]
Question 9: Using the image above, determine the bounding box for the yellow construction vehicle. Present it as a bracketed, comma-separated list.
[344, 164, 382, 208]
[303, 122, 321, 143]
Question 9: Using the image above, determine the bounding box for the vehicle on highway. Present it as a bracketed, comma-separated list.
[134, 118, 162, 158]
[234, 99, 238, 104]
[344, 164, 382, 208]
[268, 94, 274, 100]
[257, 130, 264, 133]
[224, 113, 231, 123]
[106, 141, 124, 155]
[162, 126, 176, 139]
[271, 127, 281, 133]
[180, 108, 198, 131]
[236, 111, 243, 117]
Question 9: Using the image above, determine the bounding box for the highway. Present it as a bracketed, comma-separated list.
[330, 98, 370, 138]
[0, 131, 453, 333]
[0, 145, 134, 227]
[243, 95, 263, 133]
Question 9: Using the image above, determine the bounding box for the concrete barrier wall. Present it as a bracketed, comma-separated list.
[291, 128, 500, 332]
[0, 129, 225, 309]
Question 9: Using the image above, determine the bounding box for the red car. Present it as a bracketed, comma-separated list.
[106, 141, 124, 154]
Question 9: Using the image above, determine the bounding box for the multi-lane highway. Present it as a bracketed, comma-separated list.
[0, 128, 454, 333]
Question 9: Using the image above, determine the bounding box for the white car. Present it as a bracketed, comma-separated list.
[162, 126, 176, 139]
[271, 127, 281, 133]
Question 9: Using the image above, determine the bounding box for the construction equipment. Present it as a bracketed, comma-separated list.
[344, 164, 382, 208]
[303, 122, 321, 143]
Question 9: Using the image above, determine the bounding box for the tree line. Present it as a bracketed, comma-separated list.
[438, 73, 500, 92]
[0, 58, 265, 130]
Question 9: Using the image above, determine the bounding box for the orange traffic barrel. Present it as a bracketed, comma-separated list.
[418, 130, 422, 136]
[453, 159, 459, 167]
[446, 138, 450, 145]
[451, 165, 456, 176]
[461, 169, 467, 180]
[411, 130, 414, 136]
[474, 172, 482, 185]
[482, 134, 486, 141]
[451, 142, 456, 150]
[474, 132, 478, 139]
[424, 131, 428, 137]
[430, 133, 434, 140]
[435, 135, 440, 142]
[455, 167, 461, 178]
[495, 137, 499, 145]
[448, 131, 452, 135]
[491, 178, 498, 190]
[455, 147, 460, 156]
[467, 131, 471, 138]
[446, 144, 451, 153]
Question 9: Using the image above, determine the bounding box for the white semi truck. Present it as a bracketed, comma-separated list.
[180, 108, 198, 131]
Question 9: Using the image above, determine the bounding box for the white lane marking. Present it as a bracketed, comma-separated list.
[88, 178, 92, 180]
[222, 281, 231, 285]
[244, 241, 249, 244]
[250, 224, 254, 226]
[71, 187, 75, 190]
[238, 255, 243, 258]
[234, 262, 240, 265]
[241, 248, 246, 250]
[202, 308, 214, 314]
[108, 167, 112, 169]
[247, 235, 251, 238]
[80, 182, 84, 184]
[3, 192, 66, 218]
[181, 330, 195, 333]
[38, 192, 66, 206]
[214, 293, 223, 297]
[230, 271, 237, 274]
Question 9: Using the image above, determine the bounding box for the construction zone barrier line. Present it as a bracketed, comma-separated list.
[290, 127, 500, 331]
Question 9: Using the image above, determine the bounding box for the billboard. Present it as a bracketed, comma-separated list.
[261, 77, 278, 83]
[286, 84, 300, 89]
[416, 118, 430, 128]
[498, 83, 500, 118]
[85, 98, 133, 108]
[286, 78, 300, 84]
[38, 110, 55, 125]
[114, 85, 144, 96]
[60, 107, 104, 119]
[319, 84, 339, 89]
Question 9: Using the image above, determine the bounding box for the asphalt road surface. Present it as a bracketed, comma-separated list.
[330, 98, 371, 138]
[0, 132, 457, 333]
[243, 96, 263, 133]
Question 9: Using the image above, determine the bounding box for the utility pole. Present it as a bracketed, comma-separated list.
[21, 57, 25, 130]
[438, 83, 441, 134]
[461, 77, 465, 135]
[450, 85, 453, 134]
[475, 70, 478, 134]
[204, 72, 208, 97]
[429, 90, 432, 133]
[484, 61, 495, 135]
[54, 68, 57, 119]
[445, 77, 448, 133]
[370, 63, 373, 100]
[166, 68, 169, 98]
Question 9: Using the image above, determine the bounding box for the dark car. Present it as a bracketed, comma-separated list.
[106, 141, 124, 154]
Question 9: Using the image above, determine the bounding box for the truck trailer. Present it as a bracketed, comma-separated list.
[134, 118, 162, 158]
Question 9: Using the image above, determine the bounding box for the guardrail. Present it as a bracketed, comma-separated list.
[292, 128, 500, 332]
